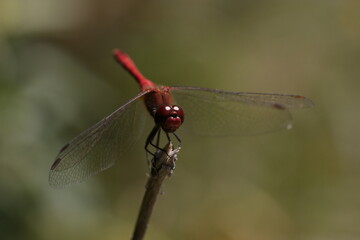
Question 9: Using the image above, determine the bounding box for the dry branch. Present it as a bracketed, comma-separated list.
[131, 143, 180, 240]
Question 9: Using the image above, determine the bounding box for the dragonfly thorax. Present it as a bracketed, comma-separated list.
[154, 105, 184, 133]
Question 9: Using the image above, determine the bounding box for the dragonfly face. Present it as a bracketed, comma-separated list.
[154, 105, 184, 133]
[142, 86, 184, 132]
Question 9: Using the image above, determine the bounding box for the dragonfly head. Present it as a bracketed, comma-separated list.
[155, 105, 184, 133]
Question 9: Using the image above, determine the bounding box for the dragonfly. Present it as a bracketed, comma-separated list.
[49, 50, 314, 187]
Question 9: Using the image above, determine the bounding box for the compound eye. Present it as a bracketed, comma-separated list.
[154, 105, 172, 126]
[172, 105, 184, 122]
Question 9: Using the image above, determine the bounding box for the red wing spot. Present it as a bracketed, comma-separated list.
[292, 95, 305, 99]
[59, 143, 70, 153]
[272, 103, 286, 110]
[51, 158, 62, 170]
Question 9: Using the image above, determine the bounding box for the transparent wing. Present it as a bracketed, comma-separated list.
[49, 90, 150, 188]
[170, 86, 314, 136]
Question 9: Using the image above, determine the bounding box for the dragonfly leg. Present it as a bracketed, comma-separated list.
[156, 127, 161, 147]
[172, 132, 182, 148]
[149, 130, 165, 152]
[164, 132, 181, 152]
[145, 125, 160, 157]
[145, 126, 170, 156]
[145, 126, 160, 174]
[165, 132, 171, 143]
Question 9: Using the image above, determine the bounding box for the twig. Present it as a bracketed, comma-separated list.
[131, 142, 180, 240]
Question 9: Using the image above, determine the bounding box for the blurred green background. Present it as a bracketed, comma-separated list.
[1, 0, 360, 239]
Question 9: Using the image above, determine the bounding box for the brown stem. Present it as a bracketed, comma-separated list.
[131, 143, 179, 240]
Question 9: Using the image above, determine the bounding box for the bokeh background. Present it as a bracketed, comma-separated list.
[1, 0, 360, 239]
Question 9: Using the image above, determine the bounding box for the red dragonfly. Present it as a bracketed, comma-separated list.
[49, 50, 314, 187]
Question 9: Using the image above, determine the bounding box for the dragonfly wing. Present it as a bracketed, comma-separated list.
[49, 90, 150, 188]
[170, 86, 314, 136]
